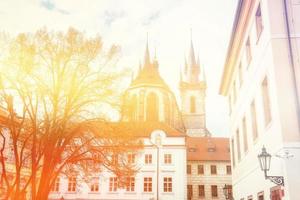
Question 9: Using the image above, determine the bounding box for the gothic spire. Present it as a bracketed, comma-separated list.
[188, 30, 196, 67]
[144, 33, 151, 67]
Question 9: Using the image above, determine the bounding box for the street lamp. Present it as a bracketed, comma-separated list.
[222, 184, 233, 200]
[257, 146, 284, 186]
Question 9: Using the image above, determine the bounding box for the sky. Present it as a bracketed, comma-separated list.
[0, 0, 238, 137]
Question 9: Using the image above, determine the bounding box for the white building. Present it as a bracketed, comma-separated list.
[219, 0, 300, 199]
[49, 41, 187, 200]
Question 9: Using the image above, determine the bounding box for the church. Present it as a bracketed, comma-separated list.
[49, 37, 230, 200]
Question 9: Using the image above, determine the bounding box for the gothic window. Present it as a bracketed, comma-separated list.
[130, 95, 137, 121]
[163, 94, 170, 123]
[190, 96, 196, 113]
[146, 93, 159, 121]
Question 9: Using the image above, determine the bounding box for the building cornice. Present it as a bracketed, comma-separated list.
[219, 0, 256, 95]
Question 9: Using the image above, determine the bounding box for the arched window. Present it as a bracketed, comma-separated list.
[190, 96, 196, 113]
[129, 95, 137, 121]
[146, 93, 158, 121]
[163, 94, 170, 123]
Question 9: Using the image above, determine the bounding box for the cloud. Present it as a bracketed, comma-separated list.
[143, 10, 161, 26]
[40, 0, 55, 10]
[103, 10, 126, 26]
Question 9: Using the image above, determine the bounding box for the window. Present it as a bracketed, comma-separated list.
[211, 185, 218, 197]
[262, 77, 272, 126]
[187, 164, 192, 174]
[90, 177, 99, 192]
[226, 165, 232, 175]
[198, 165, 204, 174]
[164, 154, 172, 164]
[145, 154, 152, 164]
[146, 93, 159, 121]
[68, 176, 76, 192]
[246, 37, 252, 65]
[198, 185, 205, 197]
[127, 153, 135, 164]
[51, 177, 60, 192]
[126, 177, 135, 192]
[251, 101, 258, 141]
[242, 117, 248, 152]
[256, 4, 263, 40]
[236, 129, 241, 161]
[210, 165, 217, 174]
[190, 96, 196, 113]
[231, 138, 235, 167]
[109, 177, 118, 192]
[187, 185, 193, 199]
[163, 177, 172, 192]
[164, 94, 171, 123]
[129, 95, 137, 121]
[143, 177, 152, 192]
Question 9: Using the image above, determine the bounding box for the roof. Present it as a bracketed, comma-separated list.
[129, 66, 170, 90]
[89, 121, 186, 138]
[186, 137, 230, 161]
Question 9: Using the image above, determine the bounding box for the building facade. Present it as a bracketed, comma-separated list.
[219, 0, 300, 199]
[49, 41, 187, 200]
[186, 137, 232, 200]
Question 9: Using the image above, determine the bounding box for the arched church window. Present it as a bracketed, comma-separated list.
[130, 95, 137, 121]
[163, 94, 170, 123]
[146, 92, 159, 121]
[190, 96, 196, 113]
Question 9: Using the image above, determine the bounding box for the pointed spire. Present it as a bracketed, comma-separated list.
[188, 29, 196, 67]
[144, 32, 151, 67]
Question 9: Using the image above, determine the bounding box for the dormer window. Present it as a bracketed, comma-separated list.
[207, 147, 216, 152]
[188, 148, 197, 152]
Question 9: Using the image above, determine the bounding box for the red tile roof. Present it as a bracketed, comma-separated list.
[88, 121, 186, 138]
[114, 122, 185, 137]
[187, 137, 230, 161]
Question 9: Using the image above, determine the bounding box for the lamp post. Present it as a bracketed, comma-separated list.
[223, 184, 233, 200]
[257, 146, 284, 186]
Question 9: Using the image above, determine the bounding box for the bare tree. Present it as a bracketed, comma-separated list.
[0, 28, 142, 200]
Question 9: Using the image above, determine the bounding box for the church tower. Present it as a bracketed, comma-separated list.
[179, 37, 209, 137]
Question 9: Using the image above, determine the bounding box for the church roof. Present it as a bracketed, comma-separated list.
[114, 122, 185, 137]
[186, 137, 230, 161]
[129, 67, 170, 90]
[129, 39, 170, 90]
[90, 121, 185, 138]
